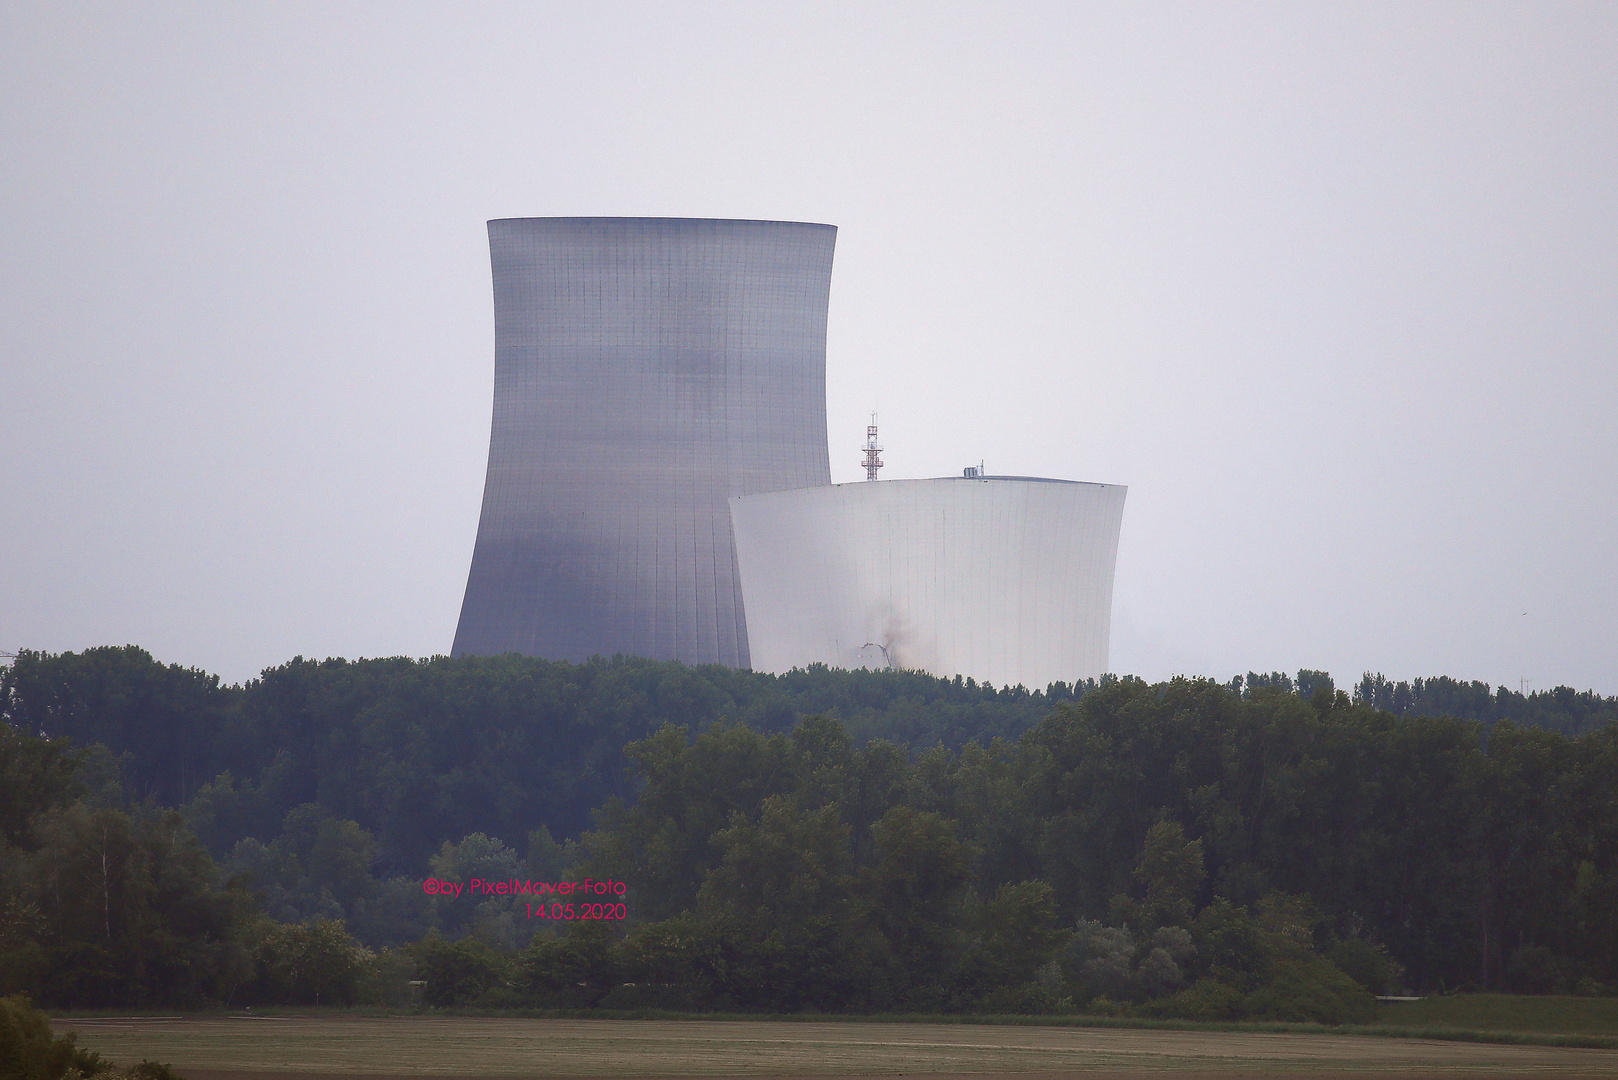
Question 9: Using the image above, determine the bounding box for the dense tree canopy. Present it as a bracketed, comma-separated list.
[1351, 672, 1617, 735]
[1, 648, 1060, 871]
[570, 681, 1618, 1007]
[2, 648, 1615, 1011]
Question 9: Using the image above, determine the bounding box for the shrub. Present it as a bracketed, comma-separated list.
[1138, 977, 1246, 1021]
[1506, 945, 1573, 995]
[517, 923, 619, 1007]
[0, 995, 100, 1080]
[1573, 976, 1612, 997]
[1327, 936, 1403, 996]
[246, 919, 373, 1005]
[408, 934, 510, 1007]
[975, 983, 1063, 1014]
[0, 995, 74, 1080]
[356, 948, 418, 1007]
[1243, 957, 1375, 1025]
[127, 1065, 180, 1080]
[1062, 920, 1136, 999]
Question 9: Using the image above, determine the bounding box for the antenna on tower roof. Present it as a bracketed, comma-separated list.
[862, 413, 884, 481]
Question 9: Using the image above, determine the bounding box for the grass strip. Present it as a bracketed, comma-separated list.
[57, 1007, 1613, 1051]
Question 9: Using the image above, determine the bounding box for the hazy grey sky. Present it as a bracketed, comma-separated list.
[3, 2, 1614, 693]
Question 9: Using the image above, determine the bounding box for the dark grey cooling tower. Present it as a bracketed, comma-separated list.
[452, 217, 836, 666]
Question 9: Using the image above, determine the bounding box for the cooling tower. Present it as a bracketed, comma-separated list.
[453, 217, 836, 666]
[729, 476, 1127, 689]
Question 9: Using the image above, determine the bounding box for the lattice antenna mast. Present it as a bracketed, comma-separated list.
[861, 413, 884, 481]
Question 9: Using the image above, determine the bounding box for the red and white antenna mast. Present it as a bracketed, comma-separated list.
[861, 413, 884, 481]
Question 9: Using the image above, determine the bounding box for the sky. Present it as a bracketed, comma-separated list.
[2, 2, 1614, 694]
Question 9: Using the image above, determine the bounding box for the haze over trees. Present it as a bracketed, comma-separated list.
[1, 647, 1615, 1012]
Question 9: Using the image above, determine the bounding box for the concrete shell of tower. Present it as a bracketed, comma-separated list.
[729, 477, 1127, 689]
[453, 217, 836, 666]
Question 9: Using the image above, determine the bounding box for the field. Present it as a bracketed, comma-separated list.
[1372, 994, 1618, 1038]
[53, 1014, 1618, 1079]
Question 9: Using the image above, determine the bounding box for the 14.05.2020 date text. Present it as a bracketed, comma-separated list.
[527, 901, 627, 920]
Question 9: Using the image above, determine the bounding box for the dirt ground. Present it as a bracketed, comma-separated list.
[53, 1015, 1618, 1078]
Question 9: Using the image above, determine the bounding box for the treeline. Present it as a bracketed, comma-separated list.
[5, 648, 1608, 878]
[1352, 673, 1617, 735]
[0, 648, 1060, 874]
[1, 722, 251, 1006]
[2, 650, 1616, 1014]
[549, 680, 1618, 1012]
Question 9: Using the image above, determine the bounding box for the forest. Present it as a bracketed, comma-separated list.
[2, 646, 1615, 1017]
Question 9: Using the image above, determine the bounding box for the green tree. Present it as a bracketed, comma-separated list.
[1, 647, 231, 806]
[578, 723, 806, 919]
[246, 919, 372, 1005]
[10, 804, 252, 1007]
[966, 880, 1067, 992]
[407, 933, 510, 1007]
[0, 725, 83, 851]
[1126, 820, 1205, 929]
[864, 806, 975, 1003]
[694, 796, 861, 1010]
[0, 994, 100, 1080]
[517, 921, 619, 1007]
